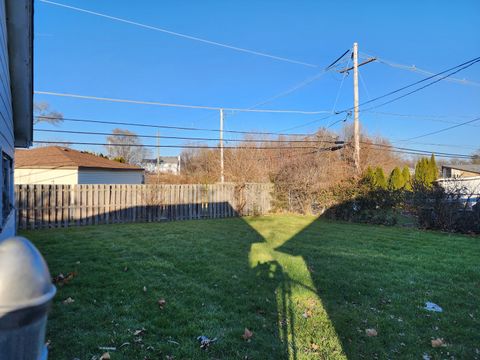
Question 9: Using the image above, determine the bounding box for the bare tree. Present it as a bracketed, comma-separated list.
[472, 148, 480, 164]
[34, 102, 63, 124]
[106, 128, 150, 165]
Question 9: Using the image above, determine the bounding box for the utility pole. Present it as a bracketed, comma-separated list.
[220, 109, 224, 183]
[156, 129, 160, 174]
[352, 42, 360, 174]
[338, 44, 376, 174]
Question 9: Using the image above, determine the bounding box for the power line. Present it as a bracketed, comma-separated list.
[336, 56, 480, 113]
[34, 139, 473, 160]
[33, 140, 324, 150]
[401, 116, 480, 141]
[361, 141, 474, 159]
[35, 115, 315, 136]
[242, 48, 352, 112]
[34, 128, 343, 144]
[364, 146, 473, 159]
[364, 111, 480, 127]
[34, 91, 332, 115]
[277, 55, 353, 133]
[39, 0, 318, 68]
[361, 52, 480, 87]
[361, 58, 480, 112]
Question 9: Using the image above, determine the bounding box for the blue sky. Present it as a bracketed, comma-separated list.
[34, 0, 480, 158]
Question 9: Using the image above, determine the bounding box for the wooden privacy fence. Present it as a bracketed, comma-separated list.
[15, 183, 272, 230]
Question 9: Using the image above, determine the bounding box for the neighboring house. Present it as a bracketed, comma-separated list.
[0, 0, 33, 240]
[441, 164, 480, 178]
[15, 146, 145, 184]
[142, 156, 181, 175]
[437, 164, 480, 209]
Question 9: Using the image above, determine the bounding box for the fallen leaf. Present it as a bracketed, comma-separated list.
[310, 342, 319, 351]
[158, 298, 166, 309]
[133, 329, 145, 336]
[100, 352, 110, 360]
[63, 297, 75, 304]
[431, 338, 445, 348]
[365, 328, 378, 337]
[242, 328, 253, 341]
[53, 271, 78, 286]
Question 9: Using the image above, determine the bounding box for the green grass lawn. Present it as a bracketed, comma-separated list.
[22, 215, 480, 359]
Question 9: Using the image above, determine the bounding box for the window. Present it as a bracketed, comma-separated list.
[2, 152, 13, 222]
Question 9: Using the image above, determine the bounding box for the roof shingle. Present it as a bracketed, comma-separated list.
[15, 146, 143, 171]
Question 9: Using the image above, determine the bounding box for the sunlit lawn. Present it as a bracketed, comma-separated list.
[23, 215, 480, 359]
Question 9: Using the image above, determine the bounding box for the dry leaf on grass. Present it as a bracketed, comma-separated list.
[133, 328, 145, 336]
[158, 298, 166, 309]
[100, 352, 110, 360]
[310, 342, 319, 351]
[365, 328, 378, 337]
[431, 338, 445, 347]
[242, 328, 253, 341]
[53, 271, 78, 286]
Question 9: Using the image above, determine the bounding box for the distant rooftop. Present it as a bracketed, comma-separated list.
[143, 156, 179, 164]
[15, 146, 143, 171]
[442, 164, 480, 174]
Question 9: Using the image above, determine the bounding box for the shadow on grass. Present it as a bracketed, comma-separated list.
[23, 209, 480, 359]
[23, 212, 298, 359]
[273, 217, 480, 359]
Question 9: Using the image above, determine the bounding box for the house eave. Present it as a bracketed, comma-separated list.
[78, 166, 145, 172]
[6, 0, 33, 148]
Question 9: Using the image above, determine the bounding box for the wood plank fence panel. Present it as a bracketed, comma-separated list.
[15, 183, 272, 230]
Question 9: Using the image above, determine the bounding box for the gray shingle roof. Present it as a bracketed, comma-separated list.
[442, 164, 480, 174]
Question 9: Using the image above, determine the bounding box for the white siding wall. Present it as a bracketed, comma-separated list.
[78, 169, 144, 184]
[15, 168, 79, 184]
[0, 0, 12, 159]
[0, 0, 15, 240]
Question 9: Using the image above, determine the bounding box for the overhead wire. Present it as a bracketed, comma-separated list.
[33, 140, 326, 150]
[35, 115, 314, 137]
[364, 111, 480, 127]
[277, 56, 352, 133]
[360, 141, 474, 159]
[361, 52, 480, 87]
[39, 0, 318, 68]
[34, 128, 343, 144]
[227, 49, 350, 117]
[335, 56, 480, 114]
[360, 58, 480, 112]
[400, 116, 480, 141]
[33, 139, 474, 159]
[34, 91, 332, 115]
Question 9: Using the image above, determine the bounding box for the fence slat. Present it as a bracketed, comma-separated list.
[14, 183, 272, 229]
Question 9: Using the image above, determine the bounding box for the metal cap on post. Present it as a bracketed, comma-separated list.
[0, 237, 56, 360]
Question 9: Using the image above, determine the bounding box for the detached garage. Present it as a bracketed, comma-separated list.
[15, 146, 144, 184]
